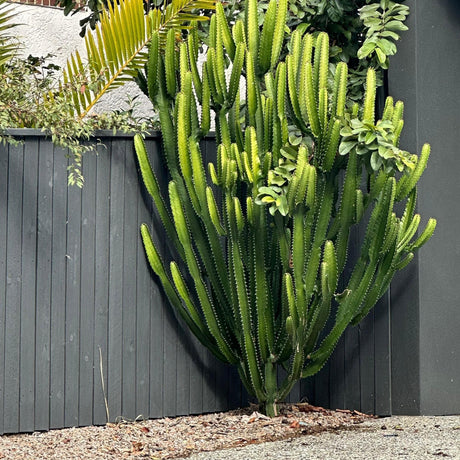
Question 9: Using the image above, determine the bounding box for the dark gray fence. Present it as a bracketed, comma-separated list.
[0, 132, 244, 434]
[0, 128, 398, 436]
[0, 130, 393, 434]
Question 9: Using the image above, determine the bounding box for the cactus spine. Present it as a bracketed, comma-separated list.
[135, 1, 435, 417]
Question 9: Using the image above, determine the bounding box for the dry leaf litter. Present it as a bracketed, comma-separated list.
[0, 404, 372, 459]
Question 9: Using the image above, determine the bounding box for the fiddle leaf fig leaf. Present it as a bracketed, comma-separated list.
[339, 140, 357, 156]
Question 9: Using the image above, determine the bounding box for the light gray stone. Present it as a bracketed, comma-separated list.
[182, 416, 460, 460]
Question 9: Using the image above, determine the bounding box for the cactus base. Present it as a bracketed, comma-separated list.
[260, 401, 278, 418]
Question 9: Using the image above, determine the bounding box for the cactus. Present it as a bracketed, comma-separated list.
[135, 0, 435, 417]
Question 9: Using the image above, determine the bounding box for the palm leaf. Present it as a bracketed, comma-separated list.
[63, 0, 216, 118]
[0, 0, 19, 68]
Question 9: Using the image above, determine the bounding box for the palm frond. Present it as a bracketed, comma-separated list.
[63, 0, 216, 118]
[0, 0, 19, 68]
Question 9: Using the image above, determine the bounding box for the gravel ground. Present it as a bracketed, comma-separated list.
[181, 416, 460, 460]
[0, 408, 458, 459]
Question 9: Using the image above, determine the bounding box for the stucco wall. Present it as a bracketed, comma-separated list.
[10, 3, 154, 118]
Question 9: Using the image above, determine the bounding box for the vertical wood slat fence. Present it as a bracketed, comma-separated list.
[0, 131, 393, 434]
[0, 132, 244, 434]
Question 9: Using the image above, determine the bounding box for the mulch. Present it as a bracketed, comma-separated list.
[0, 403, 373, 459]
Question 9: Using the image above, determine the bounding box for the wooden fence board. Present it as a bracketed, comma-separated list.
[228, 367, 244, 410]
[162, 296, 178, 417]
[175, 322, 191, 417]
[374, 292, 392, 416]
[189, 334, 204, 414]
[122, 140, 138, 421]
[4, 143, 24, 433]
[64, 165, 82, 427]
[49, 147, 68, 429]
[149, 283, 164, 419]
[79, 150, 97, 426]
[359, 310, 376, 414]
[344, 326, 361, 410]
[19, 138, 39, 432]
[329, 335, 345, 410]
[35, 139, 54, 431]
[214, 359, 230, 412]
[107, 139, 125, 422]
[201, 349, 217, 414]
[135, 150, 153, 420]
[93, 142, 111, 426]
[0, 143, 9, 435]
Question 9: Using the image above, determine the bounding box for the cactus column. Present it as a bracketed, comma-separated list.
[135, 0, 435, 416]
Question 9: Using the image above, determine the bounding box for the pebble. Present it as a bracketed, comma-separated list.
[180, 415, 460, 460]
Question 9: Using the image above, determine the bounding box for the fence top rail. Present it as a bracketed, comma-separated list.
[2, 129, 217, 139]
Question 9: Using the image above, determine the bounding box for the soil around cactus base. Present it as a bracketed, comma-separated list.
[0, 403, 373, 459]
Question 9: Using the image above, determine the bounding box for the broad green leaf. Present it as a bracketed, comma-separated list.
[357, 41, 376, 59]
[375, 47, 387, 64]
[339, 140, 357, 156]
[385, 20, 409, 32]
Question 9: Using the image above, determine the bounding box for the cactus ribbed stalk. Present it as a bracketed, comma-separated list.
[135, 0, 435, 416]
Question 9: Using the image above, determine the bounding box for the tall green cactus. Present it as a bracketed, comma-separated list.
[135, 0, 435, 417]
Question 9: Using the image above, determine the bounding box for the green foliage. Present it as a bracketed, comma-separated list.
[1, 0, 214, 186]
[235, 0, 408, 103]
[55, 0, 106, 36]
[339, 89, 415, 173]
[58, 0, 408, 103]
[135, 0, 435, 416]
[357, 0, 409, 69]
[217, 0, 409, 99]
[0, 55, 152, 187]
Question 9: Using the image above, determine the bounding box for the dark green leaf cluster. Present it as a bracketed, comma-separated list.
[0, 0, 163, 186]
[55, 0, 122, 37]
[58, 0, 408, 103]
[246, 0, 408, 104]
[357, 0, 409, 69]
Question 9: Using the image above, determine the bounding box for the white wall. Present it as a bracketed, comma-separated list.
[10, 3, 154, 118]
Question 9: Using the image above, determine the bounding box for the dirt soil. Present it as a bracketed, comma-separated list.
[0, 404, 372, 459]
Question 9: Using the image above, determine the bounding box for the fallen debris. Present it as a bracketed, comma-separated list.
[0, 404, 373, 459]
